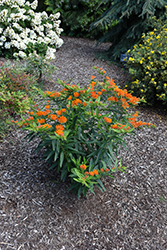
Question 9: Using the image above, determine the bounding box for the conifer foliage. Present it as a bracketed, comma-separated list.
[90, 0, 167, 61]
[44, 0, 111, 38]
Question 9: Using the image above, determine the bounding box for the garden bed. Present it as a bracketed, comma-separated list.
[0, 36, 167, 250]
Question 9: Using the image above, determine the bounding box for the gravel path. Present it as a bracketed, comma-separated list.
[0, 36, 167, 250]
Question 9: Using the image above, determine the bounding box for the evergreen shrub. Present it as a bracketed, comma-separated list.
[45, 0, 112, 38]
[90, 0, 167, 61]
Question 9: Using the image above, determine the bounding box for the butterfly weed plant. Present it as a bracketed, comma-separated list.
[14, 67, 155, 197]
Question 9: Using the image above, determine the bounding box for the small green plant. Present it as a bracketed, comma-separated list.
[24, 51, 57, 80]
[0, 109, 11, 140]
[0, 90, 30, 116]
[0, 62, 37, 92]
[0, 60, 41, 138]
[14, 67, 155, 197]
[125, 14, 167, 105]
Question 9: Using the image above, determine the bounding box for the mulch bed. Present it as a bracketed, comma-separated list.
[0, 36, 167, 250]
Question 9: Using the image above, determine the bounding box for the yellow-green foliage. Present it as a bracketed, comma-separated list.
[125, 16, 167, 105]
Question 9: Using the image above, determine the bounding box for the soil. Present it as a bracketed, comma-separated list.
[0, 36, 167, 250]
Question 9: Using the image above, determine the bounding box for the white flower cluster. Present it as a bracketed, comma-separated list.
[0, 0, 63, 59]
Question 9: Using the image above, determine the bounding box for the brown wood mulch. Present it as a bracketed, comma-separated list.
[0, 36, 167, 250]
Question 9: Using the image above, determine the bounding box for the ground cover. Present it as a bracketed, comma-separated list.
[0, 36, 166, 250]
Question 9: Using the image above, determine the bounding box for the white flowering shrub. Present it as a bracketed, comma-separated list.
[0, 0, 63, 59]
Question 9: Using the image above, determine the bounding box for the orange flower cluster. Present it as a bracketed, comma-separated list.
[91, 91, 99, 99]
[106, 84, 140, 109]
[107, 96, 118, 102]
[88, 81, 96, 91]
[71, 98, 82, 107]
[80, 90, 85, 94]
[55, 129, 64, 137]
[45, 91, 61, 97]
[74, 92, 80, 97]
[56, 110, 62, 115]
[100, 168, 109, 172]
[37, 110, 51, 116]
[58, 116, 67, 123]
[83, 167, 110, 178]
[56, 124, 64, 130]
[104, 117, 112, 123]
[50, 114, 57, 120]
[45, 105, 50, 109]
[56, 109, 66, 115]
[80, 164, 87, 170]
[26, 116, 33, 121]
[68, 95, 72, 100]
[39, 124, 52, 129]
[82, 101, 87, 107]
[89, 169, 99, 176]
[55, 125, 64, 137]
[127, 112, 153, 128]
[37, 118, 45, 124]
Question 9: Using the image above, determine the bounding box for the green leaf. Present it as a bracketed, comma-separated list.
[56, 140, 60, 153]
[52, 139, 56, 151]
[46, 150, 54, 161]
[96, 183, 104, 193]
[95, 147, 103, 165]
[61, 163, 68, 182]
[108, 175, 114, 178]
[96, 179, 106, 191]
[77, 186, 82, 198]
[101, 160, 107, 168]
[54, 151, 59, 162]
[60, 151, 64, 168]
[66, 147, 85, 155]
[82, 186, 88, 197]
[48, 161, 58, 170]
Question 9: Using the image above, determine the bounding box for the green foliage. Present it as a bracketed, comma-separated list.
[90, 0, 167, 61]
[0, 60, 41, 138]
[0, 90, 30, 116]
[44, 0, 112, 38]
[15, 67, 155, 197]
[24, 51, 57, 80]
[125, 14, 167, 105]
[0, 62, 37, 93]
[0, 109, 10, 140]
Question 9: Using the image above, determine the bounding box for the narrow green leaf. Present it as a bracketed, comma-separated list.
[56, 140, 60, 153]
[61, 164, 68, 182]
[95, 148, 103, 165]
[96, 179, 106, 191]
[46, 150, 54, 161]
[60, 151, 64, 168]
[77, 186, 82, 199]
[52, 139, 56, 151]
[101, 160, 107, 168]
[66, 147, 85, 155]
[54, 151, 58, 162]
[48, 161, 58, 170]
[96, 184, 104, 193]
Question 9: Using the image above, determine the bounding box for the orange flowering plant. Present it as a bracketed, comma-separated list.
[14, 67, 155, 197]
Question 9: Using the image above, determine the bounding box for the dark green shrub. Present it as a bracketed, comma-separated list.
[44, 0, 112, 38]
[125, 14, 167, 105]
[90, 0, 167, 61]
